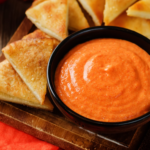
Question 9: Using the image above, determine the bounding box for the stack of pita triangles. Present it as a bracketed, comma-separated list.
[127, 0, 150, 19]
[105, 0, 150, 39]
[104, 0, 137, 25]
[26, 0, 90, 36]
[0, 60, 53, 110]
[1, 30, 57, 110]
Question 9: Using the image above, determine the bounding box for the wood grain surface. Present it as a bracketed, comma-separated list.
[0, 1, 150, 150]
[0, 0, 31, 52]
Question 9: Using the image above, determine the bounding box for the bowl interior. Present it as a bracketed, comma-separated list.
[47, 26, 150, 127]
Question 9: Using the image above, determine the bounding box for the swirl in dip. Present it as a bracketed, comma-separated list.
[55, 38, 150, 122]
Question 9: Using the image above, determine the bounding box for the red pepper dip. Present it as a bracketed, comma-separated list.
[55, 38, 150, 122]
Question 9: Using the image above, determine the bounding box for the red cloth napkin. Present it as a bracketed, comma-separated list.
[0, 121, 61, 150]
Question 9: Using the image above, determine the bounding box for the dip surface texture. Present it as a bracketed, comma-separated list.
[55, 39, 150, 122]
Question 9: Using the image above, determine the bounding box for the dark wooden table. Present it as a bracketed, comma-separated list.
[0, 0, 31, 51]
[1, 0, 150, 149]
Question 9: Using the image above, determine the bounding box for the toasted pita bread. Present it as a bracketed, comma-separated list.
[127, 0, 150, 19]
[2, 38, 53, 104]
[78, 0, 105, 26]
[25, 0, 68, 41]
[104, 0, 137, 25]
[0, 60, 53, 110]
[22, 29, 60, 48]
[108, 11, 150, 39]
[22, 29, 52, 39]
[68, 0, 89, 31]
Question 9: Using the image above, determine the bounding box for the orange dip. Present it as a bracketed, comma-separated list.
[55, 39, 150, 122]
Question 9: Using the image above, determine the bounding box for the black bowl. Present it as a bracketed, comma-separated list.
[47, 26, 150, 134]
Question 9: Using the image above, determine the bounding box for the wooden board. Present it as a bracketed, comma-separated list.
[0, 16, 150, 150]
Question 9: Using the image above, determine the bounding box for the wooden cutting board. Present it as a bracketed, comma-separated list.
[0, 16, 150, 150]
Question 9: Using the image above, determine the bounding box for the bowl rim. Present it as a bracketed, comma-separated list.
[47, 26, 150, 127]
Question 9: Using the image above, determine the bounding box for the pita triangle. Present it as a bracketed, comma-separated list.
[104, 0, 137, 25]
[108, 11, 150, 39]
[25, 0, 68, 41]
[0, 60, 53, 110]
[78, 0, 105, 26]
[22, 29, 60, 48]
[127, 0, 150, 19]
[2, 38, 54, 104]
[22, 29, 52, 39]
[68, 0, 89, 31]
